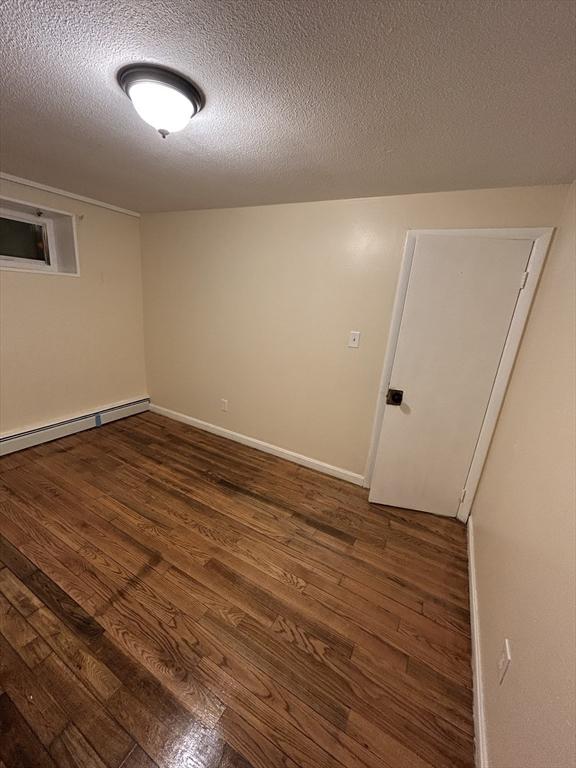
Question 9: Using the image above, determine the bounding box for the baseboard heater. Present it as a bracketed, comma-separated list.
[0, 398, 150, 456]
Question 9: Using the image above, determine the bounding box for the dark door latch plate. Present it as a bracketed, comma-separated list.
[386, 388, 404, 406]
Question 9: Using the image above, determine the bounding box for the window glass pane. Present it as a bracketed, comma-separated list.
[0, 216, 50, 263]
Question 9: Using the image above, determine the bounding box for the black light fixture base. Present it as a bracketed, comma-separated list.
[117, 64, 204, 116]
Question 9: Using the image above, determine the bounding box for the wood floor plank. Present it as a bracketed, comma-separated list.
[269, 614, 352, 665]
[36, 653, 134, 768]
[0, 566, 45, 617]
[0, 413, 473, 768]
[29, 606, 123, 702]
[195, 655, 390, 768]
[352, 540, 469, 606]
[339, 577, 472, 686]
[422, 598, 472, 636]
[0, 635, 68, 748]
[199, 648, 387, 768]
[5, 475, 211, 635]
[107, 685, 224, 767]
[93, 632, 203, 735]
[0, 505, 224, 730]
[175, 608, 351, 732]
[49, 723, 108, 768]
[112, 503, 401, 672]
[0, 533, 37, 581]
[345, 711, 434, 768]
[193, 658, 345, 768]
[94, 600, 225, 728]
[224, 614, 473, 768]
[0, 692, 58, 768]
[352, 645, 473, 736]
[119, 745, 160, 768]
[208, 608, 443, 766]
[0, 592, 51, 669]
[20, 569, 105, 644]
[218, 743, 254, 768]
[0, 503, 109, 619]
[1, 464, 167, 582]
[160, 566, 247, 627]
[217, 708, 300, 768]
[203, 557, 358, 660]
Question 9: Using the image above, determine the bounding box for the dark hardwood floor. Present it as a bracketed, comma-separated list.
[0, 412, 474, 768]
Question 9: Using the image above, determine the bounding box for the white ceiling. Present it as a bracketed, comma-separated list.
[1, 0, 574, 212]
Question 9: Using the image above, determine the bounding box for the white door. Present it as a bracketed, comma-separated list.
[369, 231, 534, 517]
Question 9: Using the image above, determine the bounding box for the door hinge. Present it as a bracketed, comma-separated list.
[520, 271, 529, 290]
[459, 488, 467, 504]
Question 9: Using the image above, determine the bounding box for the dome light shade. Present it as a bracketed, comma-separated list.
[128, 82, 193, 134]
[117, 65, 203, 138]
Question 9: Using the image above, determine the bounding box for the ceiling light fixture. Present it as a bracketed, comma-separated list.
[117, 64, 204, 138]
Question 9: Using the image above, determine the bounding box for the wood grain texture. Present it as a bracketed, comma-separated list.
[36, 653, 134, 768]
[0, 692, 57, 768]
[0, 412, 473, 768]
[49, 723, 108, 768]
[0, 591, 51, 669]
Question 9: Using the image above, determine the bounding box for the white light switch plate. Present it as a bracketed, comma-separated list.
[498, 638, 512, 684]
[348, 330, 361, 348]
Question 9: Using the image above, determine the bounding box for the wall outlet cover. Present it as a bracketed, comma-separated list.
[348, 330, 361, 348]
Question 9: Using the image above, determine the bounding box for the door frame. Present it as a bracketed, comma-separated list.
[363, 227, 554, 522]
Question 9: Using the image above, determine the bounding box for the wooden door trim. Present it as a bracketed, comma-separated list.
[364, 227, 554, 524]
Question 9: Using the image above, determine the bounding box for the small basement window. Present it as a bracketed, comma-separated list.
[0, 198, 79, 274]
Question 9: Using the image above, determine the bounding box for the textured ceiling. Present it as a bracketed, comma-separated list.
[1, 0, 575, 212]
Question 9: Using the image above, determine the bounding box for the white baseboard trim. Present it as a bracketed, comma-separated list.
[0, 398, 150, 455]
[149, 403, 365, 486]
[468, 516, 489, 768]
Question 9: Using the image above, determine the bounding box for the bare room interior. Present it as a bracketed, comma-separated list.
[0, 2, 574, 767]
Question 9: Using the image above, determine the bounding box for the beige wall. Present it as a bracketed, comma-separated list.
[141, 184, 568, 475]
[0, 179, 148, 435]
[470, 183, 575, 767]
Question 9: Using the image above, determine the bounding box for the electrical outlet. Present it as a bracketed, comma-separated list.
[498, 638, 512, 685]
[348, 330, 361, 348]
[220, 398, 228, 412]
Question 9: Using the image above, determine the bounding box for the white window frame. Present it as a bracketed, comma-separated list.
[0, 197, 79, 276]
[0, 206, 59, 272]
